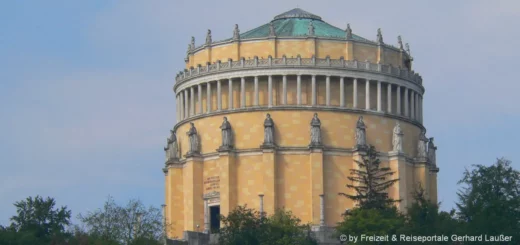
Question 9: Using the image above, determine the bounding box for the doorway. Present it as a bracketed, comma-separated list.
[209, 205, 220, 233]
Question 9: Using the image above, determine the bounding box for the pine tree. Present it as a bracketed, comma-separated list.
[339, 145, 399, 210]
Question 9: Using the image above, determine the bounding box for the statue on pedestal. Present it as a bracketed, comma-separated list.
[345, 23, 353, 40]
[262, 114, 275, 147]
[377, 28, 384, 44]
[233, 24, 240, 40]
[205, 29, 212, 45]
[308, 21, 315, 36]
[269, 23, 276, 36]
[417, 130, 428, 159]
[309, 113, 322, 147]
[355, 116, 367, 148]
[219, 117, 233, 150]
[186, 123, 200, 156]
[392, 123, 403, 153]
[428, 137, 437, 166]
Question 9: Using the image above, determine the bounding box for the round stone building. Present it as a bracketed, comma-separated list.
[163, 8, 439, 239]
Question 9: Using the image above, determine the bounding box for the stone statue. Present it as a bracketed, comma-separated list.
[164, 138, 171, 162]
[233, 24, 240, 40]
[219, 117, 233, 150]
[269, 22, 276, 36]
[392, 122, 404, 153]
[205, 29, 212, 45]
[168, 130, 178, 160]
[428, 137, 437, 166]
[185, 43, 191, 61]
[398, 35, 404, 50]
[377, 28, 384, 44]
[355, 116, 367, 147]
[345, 23, 353, 40]
[417, 130, 428, 158]
[308, 21, 315, 36]
[262, 113, 275, 146]
[309, 113, 322, 147]
[405, 43, 411, 55]
[186, 123, 200, 155]
[190, 36, 195, 50]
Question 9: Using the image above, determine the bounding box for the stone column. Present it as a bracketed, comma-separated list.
[326, 76, 331, 106]
[353, 78, 358, 108]
[198, 84, 203, 115]
[396, 86, 401, 115]
[203, 200, 209, 234]
[387, 83, 392, 113]
[179, 92, 184, 120]
[241, 77, 245, 108]
[268, 75, 273, 107]
[184, 90, 189, 118]
[190, 87, 195, 116]
[176, 95, 179, 122]
[415, 93, 419, 121]
[217, 80, 222, 111]
[297, 75, 302, 105]
[254, 76, 259, 106]
[206, 82, 212, 113]
[365, 79, 370, 110]
[319, 194, 325, 226]
[404, 88, 409, 117]
[419, 95, 423, 123]
[377, 80, 382, 112]
[411, 91, 415, 120]
[228, 78, 233, 110]
[311, 75, 317, 106]
[340, 77, 345, 107]
[282, 75, 287, 105]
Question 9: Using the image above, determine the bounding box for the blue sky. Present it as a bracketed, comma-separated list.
[1, 0, 519, 225]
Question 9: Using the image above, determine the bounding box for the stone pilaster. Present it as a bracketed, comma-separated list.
[414, 157, 430, 201]
[388, 151, 408, 212]
[261, 148, 276, 215]
[183, 156, 204, 232]
[429, 166, 439, 204]
[218, 150, 236, 223]
[310, 147, 324, 225]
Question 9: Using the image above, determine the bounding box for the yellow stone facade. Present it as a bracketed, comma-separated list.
[165, 9, 438, 239]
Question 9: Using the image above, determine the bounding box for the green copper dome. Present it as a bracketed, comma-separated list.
[237, 8, 371, 41]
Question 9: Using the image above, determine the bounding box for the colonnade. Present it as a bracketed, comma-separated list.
[175, 74, 423, 123]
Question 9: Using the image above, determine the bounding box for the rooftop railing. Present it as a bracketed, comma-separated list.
[175, 55, 422, 85]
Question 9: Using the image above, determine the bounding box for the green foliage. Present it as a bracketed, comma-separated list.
[0, 196, 72, 245]
[77, 196, 165, 245]
[218, 206, 317, 245]
[339, 145, 399, 210]
[456, 158, 520, 242]
[336, 206, 405, 245]
[402, 188, 460, 244]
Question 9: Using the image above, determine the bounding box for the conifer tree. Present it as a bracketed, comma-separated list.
[339, 145, 399, 210]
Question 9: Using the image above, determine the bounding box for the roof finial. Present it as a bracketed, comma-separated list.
[398, 35, 404, 50]
[345, 23, 353, 40]
[377, 28, 384, 44]
[233, 24, 240, 41]
[308, 21, 315, 36]
[205, 29, 212, 46]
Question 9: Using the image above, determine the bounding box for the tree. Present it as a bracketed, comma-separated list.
[1, 196, 72, 245]
[402, 188, 460, 244]
[339, 145, 399, 210]
[336, 207, 405, 245]
[218, 206, 317, 245]
[456, 158, 520, 242]
[78, 196, 165, 245]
